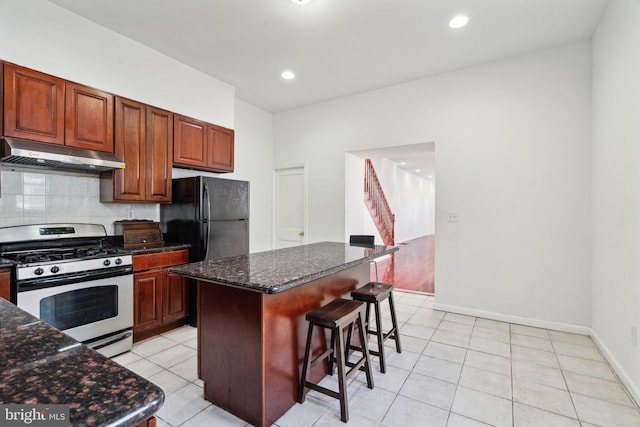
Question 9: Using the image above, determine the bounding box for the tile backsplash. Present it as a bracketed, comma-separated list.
[0, 169, 159, 235]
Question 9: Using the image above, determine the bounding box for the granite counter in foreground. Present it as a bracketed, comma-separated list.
[0, 298, 164, 426]
[168, 241, 397, 293]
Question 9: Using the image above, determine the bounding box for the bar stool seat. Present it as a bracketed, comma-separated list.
[298, 298, 374, 423]
[350, 282, 402, 373]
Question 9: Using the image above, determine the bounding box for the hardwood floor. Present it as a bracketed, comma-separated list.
[374, 234, 434, 294]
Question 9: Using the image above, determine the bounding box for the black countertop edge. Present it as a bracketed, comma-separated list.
[105, 236, 191, 256]
[0, 258, 16, 267]
[127, 243, 191, 256]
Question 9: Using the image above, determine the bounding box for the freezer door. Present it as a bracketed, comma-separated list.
[203, 177, 249, 220]
[205, 220, 249, 260]
[163, 177, 203, 223]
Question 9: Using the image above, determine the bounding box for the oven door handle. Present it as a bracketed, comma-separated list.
[17, 266, 133, 292]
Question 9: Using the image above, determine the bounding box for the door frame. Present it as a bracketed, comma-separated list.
[273, 165, 308, 248]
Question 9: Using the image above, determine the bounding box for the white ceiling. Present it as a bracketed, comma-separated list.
[48, 0, 607, 179]
[49, 0, 608, 114]
[351, 143, 435, 179]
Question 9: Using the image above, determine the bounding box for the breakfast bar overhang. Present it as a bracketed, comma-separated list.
[169, 242, 397, 427]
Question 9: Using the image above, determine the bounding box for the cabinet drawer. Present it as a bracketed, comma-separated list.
[133, 249, 189, 271]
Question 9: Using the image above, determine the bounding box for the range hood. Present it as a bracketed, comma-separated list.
[0, 137, 125, 173]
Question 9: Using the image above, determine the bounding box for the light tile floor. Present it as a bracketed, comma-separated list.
[113, 291, 640, 427]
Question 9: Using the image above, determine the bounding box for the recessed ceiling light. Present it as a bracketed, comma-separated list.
[281, 70, 295, 80]
[449, 15, 469, 29]
[290, 0, 313, 5]
[427, 175, 433, 179]
[400, 162, 407, 166]
[415, 169, 421, 173]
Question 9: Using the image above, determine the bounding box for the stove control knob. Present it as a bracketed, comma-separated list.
[50, 266, 60, 274]
[34, 268, 44, 276]
[103, 259, 111, 266]
[115, 258, 123, 265]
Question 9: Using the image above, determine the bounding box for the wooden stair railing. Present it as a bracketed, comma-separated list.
[364, 159, 396, 283]
[364, 159, 395, 246]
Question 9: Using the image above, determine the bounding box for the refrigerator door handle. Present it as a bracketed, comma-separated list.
[203, 182, 212, 260]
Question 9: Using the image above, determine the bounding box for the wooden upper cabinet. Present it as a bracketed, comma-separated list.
[65, 82, 114, 152]
[105, 97, 172, 203]
[146, 106, 173, 202]
[207, 124, 234, 172]
[113, 96, 146, 201]
[174, 114, 234, 173]
[3, 63, 65, 144]
[173, 114, 206, 168]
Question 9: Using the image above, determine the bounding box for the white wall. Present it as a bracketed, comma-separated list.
[0, 0, 234, 127]
[0, 0, 274, 251]
[591, 0, 640, 404]
[274, 41, 592, 329]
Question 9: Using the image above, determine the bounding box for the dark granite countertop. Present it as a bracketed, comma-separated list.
[127, 243, 191, 256]
[0, 299, 164, 426]
[169, 241, 398, 294]
[0, 258, 15, 267]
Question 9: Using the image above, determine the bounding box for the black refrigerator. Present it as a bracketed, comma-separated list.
[160, 176, 249, 326]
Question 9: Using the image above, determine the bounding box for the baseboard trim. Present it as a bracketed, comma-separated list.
[432, 302, 639, 407]
[590, 329, 640, 408]
[432, 302, 591, 335]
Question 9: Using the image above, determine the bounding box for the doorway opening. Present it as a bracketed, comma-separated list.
[345, 142, 435, 294]
[274, 166, 307, 249]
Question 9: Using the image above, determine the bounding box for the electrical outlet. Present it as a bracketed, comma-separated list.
[632, 326, 637, 346]
[126, 209, 134, 220]
[447, 211, 459, 222]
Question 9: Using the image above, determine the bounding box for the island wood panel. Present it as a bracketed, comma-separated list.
[197, 262, 370, 427]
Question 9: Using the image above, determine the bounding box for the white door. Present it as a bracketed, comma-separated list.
[275, 167, 306, 248]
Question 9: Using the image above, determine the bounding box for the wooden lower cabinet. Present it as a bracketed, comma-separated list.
[0, 268, 11, 301]
[133, 250, 189, 341]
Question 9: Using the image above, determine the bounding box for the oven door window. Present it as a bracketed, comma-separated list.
[39, 285, 118, 330]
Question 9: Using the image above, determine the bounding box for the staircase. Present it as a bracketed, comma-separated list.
[364, 159, 396, 283]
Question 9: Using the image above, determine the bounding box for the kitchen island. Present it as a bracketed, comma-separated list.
[169, 241, 398, 427]
[0, 298, 164, 426]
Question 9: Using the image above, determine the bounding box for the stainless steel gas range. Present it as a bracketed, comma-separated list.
[0, 223, 133, 357]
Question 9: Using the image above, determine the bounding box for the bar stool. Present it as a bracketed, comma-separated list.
[349, 282, 402, 373]
[298, 298, 374, 423]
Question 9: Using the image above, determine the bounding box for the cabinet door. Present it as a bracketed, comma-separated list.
[0, 268, 11, 302]
[207, 124, 234, 172]
[65, 82, 114, 152]
[162, 269, 188, 323]
[113, 96, 145, 201]
[146, 106, 173, 202]
[133, 269, 163, 333]
[3, 63, 65, 144]
[173, 114, 206, 168]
